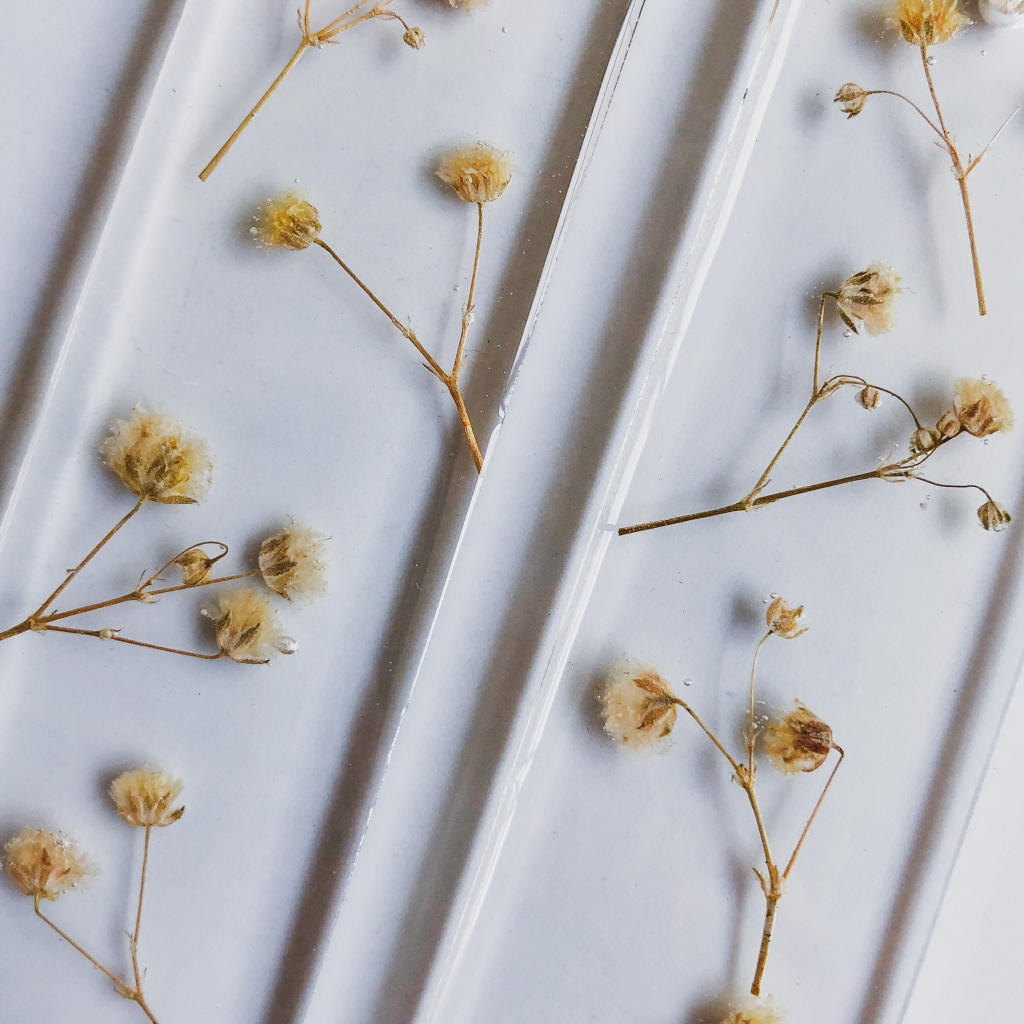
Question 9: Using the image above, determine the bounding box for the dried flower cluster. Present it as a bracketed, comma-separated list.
[601, 599, 843, 999]
[253, 142, 514, 472]
[619, 270, 1013, 537]
[0, 406, 327, 663]
[4, 766, 185, 1022]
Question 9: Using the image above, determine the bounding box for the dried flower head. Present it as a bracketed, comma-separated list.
[259, 524, 327, 601]
[403, 26, 426, 48]
[835, 83, 868, 118]
[910, 426, 940, 454]
[102, 405, 212, 504]
[109, 768, 184, 827]
[893, 0, 971, 44]
[174, 547, 215, 587]
[437, 143, 512, 204]
[764, 702, 833, 774]
[720, 996, 784, 1024]
[836, 264, 901, 336]
[205, 587, 296, 663]
[251, 193, 322, 250]
[978, 499, 1012, 532]
[766, 597, 806, 639]
[4, 828, 96, 901]
[600, 664, 678, 749]
[936, 410, 961, 438]
[857, 385, 882, 410]
[980, 0, 1024, 21]
[954, 378, 1014, 437]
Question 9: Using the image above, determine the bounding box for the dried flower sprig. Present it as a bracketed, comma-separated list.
[0, 406, 325, 663]
[4, 767, 185, 1023]
[199, 0, 426, 181]
[252, 145, 513, 472]
[601, 599, 844, 998]
[835, 0, 1024, 316]
[619, 268, 1012, 537]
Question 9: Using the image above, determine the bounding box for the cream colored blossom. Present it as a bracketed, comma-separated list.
[251, 193, 322, 250]
[936, 410, 961, 438]
[175, 547, 215, 587]
[766, 597, 806, 639]
[205, 587, 296, 663]
[978, 499, 1012, 532]
[893, 0, 971, 44]
[437, 143, 512, 204]
[109, 768, 184, 827]
[4, 828, 96, 901]
[857, 385, 881, 410]
[836, 264, 901, 336]
[954, 378, 1014, 437]
[720, 995, 784, 1024]
[834, 83, 868, 118]
[600, 664, 678, 749]
[764, 702, 833, 774]
[910, 426, 940, 455]
[259, 525, 327, 601]
[102, 405, 212, 504]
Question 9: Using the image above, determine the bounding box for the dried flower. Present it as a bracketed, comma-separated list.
[437, 143, 512, 204]
[978, 499, 1012, 532]
[720, 996, 784, 1024]
[174, 548, 215, 587]
[403, 25, 425, 47]
[205, 587, 296, 663]
[764, 702, 833, 774]
[836, 264, 901, 336]
[102, 405, 212, 504]
[109, 768, 184, 827]
[936, 410, 961, 438]
[910, 426, 940, 454]
[893, 0, 971, 45]
[954, 378, 1014, 437]
[835, 83, 868, 118]
[766, 597, 806, 639]
[600, 664, 678, 749]
[251, 193, 322, 250]
[4, 829, 96, 901]
[979, 0, 1024, 24]
[259, 525, 327, 601]
[857, 386, 882, 410]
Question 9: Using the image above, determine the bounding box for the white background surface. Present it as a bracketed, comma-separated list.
[1, 2, 1022, 1022]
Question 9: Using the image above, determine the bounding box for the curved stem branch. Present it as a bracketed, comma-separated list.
[453, 203, 485, 380]
[41, 624, 223, 660]
[671, 698, 740, 772]
[783, 745, 845, 880]
[864, 89, 946, 141]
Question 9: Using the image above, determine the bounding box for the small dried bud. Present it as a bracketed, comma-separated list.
[720, 995, 784, 1024]
[98, 627, 120, 640]
[4, 829, 96, 901]
[909, 426, 941, 454]
[102, 405, 212, 504]
[109, 767, 184, 827]
[437, 143, 512, 204]
[835, 263, 901, 336]
[954, 377, 1014, 437]
[857, 386, 882, 410]
[175, 547, 215, 587]
[978, 499, 1012, 532]
[766, 597, 806, 639]
[893, 0, 971, 45]
[251, 193, 322, 250]
[205, 587, 295, 664]
[764, 701, 833, 774]
[936, 410, 961, 438]
[403, 26, 425, 48]
[834, 83, 868, 117]
[600, 664, 678, 749]
[259, 525, 327, 601]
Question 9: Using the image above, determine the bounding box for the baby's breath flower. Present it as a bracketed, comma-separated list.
[764, 702, 833, 774]
[109, 768, 184, 827]
[403, 26, 426, 47]
[721, 995, 784, 1024]
[979, 0, 1024, 24]
[102, 405, 212, 504]
[600, 664, 678, 749]
[857, 385, 882, 410]
[978, 499, 1012, 531]
[766, 597, 806, 639]
[910, 426, 940, 454]
[251, 193, 322, 250]
[259, 525, 327, 601]
[834, 83, 869, 118]
[4, 828, 96, 901]
[893, 0, 971, 44]
[437, 143, 512, 204]
[836, 264, 901, 336]
[175, 548, 215, 587]
[954, 378, 1014, 437]
[205, 587, 296, 663]
[936, 410, 961, 438]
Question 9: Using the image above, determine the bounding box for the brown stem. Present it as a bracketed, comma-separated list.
[750, 892, 779, 997]
[452, 203, 485, 380]
[783, 745, 845, 880]
[748, 633, 772, 773]
[41, 624, 223, 660]
[446, 379, 484, 472]
[919, 44, 986, 316]
[672, 698, 741, 772]
[31, 498, 146, 619]
[0, 620, 32, 642]
[35, 899, 127, 990]
[864, 89, 946, 141]
[743, 396, 818, 510]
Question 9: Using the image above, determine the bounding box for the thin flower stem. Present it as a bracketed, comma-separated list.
[782, 745, 845, 880]
[743, 396, 818, 510]
[130, 826, 152, 999]
[672, 698, 741, 773]
[34, 899, 126, 989]
[147, 569, 259, 597]
[919, 44, 986, 316]
[750, 890, 779, 997]
[966, 103, 1024, 177]
[316, 0, 378, 38]
[812, 292, 830, 396]
[139, 540, 229, 592]
[912, 475, 993, 503]
[31, 498, 146, 619]
[453, 203, 485, 379]
[41, 624, 223, 660]
[748, 632, 771, 774]
[865, 89, 946, 141]
[446, 379, 484, 472]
